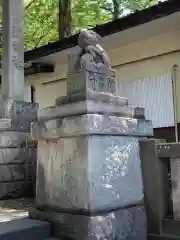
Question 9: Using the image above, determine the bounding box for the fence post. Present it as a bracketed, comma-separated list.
[139, 139, 168, 236]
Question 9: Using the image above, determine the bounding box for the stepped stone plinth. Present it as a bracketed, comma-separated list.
[0, 0, 38, 199]
[31, 29, 153, 239]
[0, 96, 38, 199]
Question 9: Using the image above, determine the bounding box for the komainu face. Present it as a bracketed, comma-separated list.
[78, 29, 101, 49]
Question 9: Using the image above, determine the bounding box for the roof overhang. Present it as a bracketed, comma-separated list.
[25, 0, 180, 63]
[32, 9, 180, 66]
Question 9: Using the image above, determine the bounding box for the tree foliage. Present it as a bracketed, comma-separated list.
[24, 0, 59, 50]
[0, 0, 166, 50]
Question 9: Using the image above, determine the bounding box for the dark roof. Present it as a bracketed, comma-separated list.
[25, 0, 180, 62]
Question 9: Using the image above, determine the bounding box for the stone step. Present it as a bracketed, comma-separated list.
[0, 218, 51, 240]
[148, 234, 180, 239]
[45, 239, 59, 240]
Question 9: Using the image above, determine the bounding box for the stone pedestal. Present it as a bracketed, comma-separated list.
[170, 157, 180, 220]
[31, 69, 153, 239]
[67, 70, 116, 95]
[0, 0, 38, 198]
[30, 205, 146, 239]
[0, 98, 38, 199]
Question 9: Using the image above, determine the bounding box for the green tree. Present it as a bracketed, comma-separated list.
[24, 0, 164, 49]
[58, 0, 72, 38]
[100, 0, 162, 20]
[0, 0, 166, 50]
[24, 0, 59, 50]
[72, 0, 111, 32]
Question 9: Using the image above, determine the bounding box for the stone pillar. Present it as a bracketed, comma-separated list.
[31, 68, 153, 238]
[2, 0, 24, 101]
[0, 0, 38, 199]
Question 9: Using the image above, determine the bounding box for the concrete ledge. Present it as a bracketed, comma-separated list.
[0, 218, 50, 240]
[32, 114, 153, 140]
[56, 90, 128, 106]
[38, 100, 145, 121]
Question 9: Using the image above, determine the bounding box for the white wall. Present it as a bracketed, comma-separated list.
[117, 73, 174, 128]
[25, 28, 180, 124]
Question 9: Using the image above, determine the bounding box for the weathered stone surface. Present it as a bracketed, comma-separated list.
[0, 148, 25, 164]
[67, 29, 116, 96]
[0, 119, 18, 130]
[26, 148, 37, 164]
[56, 90, 128, 106]
[0, 165, 25, 182]
[32, 114, 153, 140]
[0, 147, 36, 165]
[0, 160, 36, 199]
[30, 205, 146, 240]
[38, 100, 145, 121]
[27, 163, 37, 181]
[0, 132, 37, 200]
[32, 29, 152, 239]
[77, 29, 112, 70]
[0, 131, 30, 147]
[0, 99, 38, 131]
[36, 136, 144, 213]
[67, 71, 116, 95]
[0, 181, 25, 199]
[170, 158, 180, 220]
[24, 181, 36, 198]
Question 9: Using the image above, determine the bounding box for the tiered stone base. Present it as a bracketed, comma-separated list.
[0, 99, 38, 199]
[30, 205, 146, 240]
[31, 70, 153, 239]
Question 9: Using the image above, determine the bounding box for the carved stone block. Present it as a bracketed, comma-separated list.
[32, 114, 153, 140]
[67, 71, 117, 95]
[30, 205, 146, 240]
[55, 90, 128, 106]
[38, 100, 145, 121]
[36, 136, 145, 213]
[0, 99, 38, 131]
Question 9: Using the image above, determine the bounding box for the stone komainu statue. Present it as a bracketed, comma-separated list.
[67, 29, 115, 77]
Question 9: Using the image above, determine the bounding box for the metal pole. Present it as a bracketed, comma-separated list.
[171, 65, 178, 142]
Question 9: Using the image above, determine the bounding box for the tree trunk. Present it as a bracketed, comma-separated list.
[112, 0, 119, 20]
[58, 0, 72, 38]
